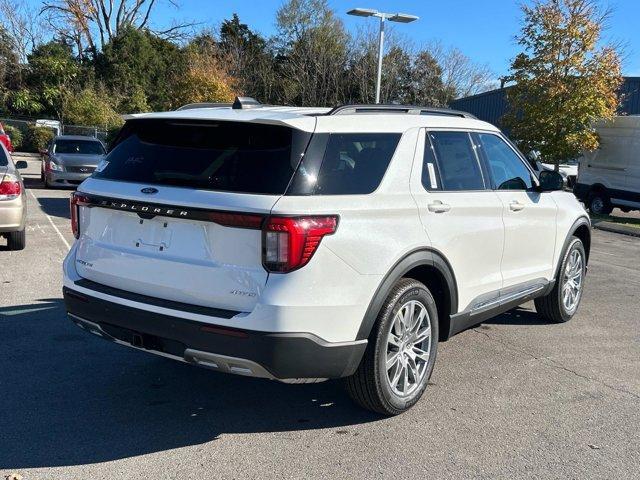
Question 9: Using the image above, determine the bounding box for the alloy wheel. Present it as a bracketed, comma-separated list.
[385, 300, 432, 397]
[562, 249, 584, 314]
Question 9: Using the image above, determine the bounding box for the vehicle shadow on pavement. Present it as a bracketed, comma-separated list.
[0, 299, 381, 470]
[33, 196, 71, 220]
[483, 307, 549, 326]
[21, 176, 45, 189]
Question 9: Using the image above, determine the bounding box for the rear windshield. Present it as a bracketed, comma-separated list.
[288, 133, 401, 195]
[95, 119, 311, 195]
[0, 146, 7, 166]
[55, 139, 105, 155]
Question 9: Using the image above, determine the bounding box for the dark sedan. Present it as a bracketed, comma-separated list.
[41, 135, 106, 188]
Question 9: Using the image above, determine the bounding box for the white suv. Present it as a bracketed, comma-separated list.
[63, 100, 591, 415]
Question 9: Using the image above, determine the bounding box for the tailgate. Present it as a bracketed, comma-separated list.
[74, 179, 277, 312]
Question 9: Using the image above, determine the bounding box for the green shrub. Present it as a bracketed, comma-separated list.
[23, 125, 55, 153]
[3, 125, 23, 150]
[64, 88, 124, 129]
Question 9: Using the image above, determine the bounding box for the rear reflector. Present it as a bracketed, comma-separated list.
[200, 325, 249, 338]
[0, 174, 21, 200]
[262, 216, 338, 273]
[207, 211, 264, 229]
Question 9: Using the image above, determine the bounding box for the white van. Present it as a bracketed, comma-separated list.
[574, 116, 640, 214]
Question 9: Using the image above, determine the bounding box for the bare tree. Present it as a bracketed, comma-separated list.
[275, 0, 350, 106]
[0, 0, 47, 62]
[427, 41, 497, 102]
[346, 25, 418, 104]
[41, 0, 193, 57]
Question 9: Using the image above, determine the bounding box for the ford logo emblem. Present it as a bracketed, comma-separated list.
[141, 187, 158, 194]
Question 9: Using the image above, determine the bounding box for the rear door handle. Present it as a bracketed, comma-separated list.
[509, 200, 525, 212]
[427, 201, 451, 213]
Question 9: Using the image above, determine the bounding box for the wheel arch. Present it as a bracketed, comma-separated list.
[557, 216, 592, 274]
[356, 248, 458, 343]
[587, 183, 610, 202]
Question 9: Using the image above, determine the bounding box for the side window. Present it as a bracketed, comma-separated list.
[313, 133, 401, 195]
[428, 131, 485, 191]
[421, 132, 440, 190]
[478, 133, 535, 190]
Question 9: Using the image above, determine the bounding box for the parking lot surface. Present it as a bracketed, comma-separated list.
[1, 161, 639, 479]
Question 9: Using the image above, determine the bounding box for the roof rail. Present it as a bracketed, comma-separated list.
[176, 102, 232, 111]
[232, 96, 262, 110]
[326, 104, 477, 119]
[175, 97, 263, 111]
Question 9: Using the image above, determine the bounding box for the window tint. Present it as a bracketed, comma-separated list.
[478, 133, 534, 190]
[94, 119, 311, 195]
[429, 131, 484, 191]
[54, 139, 105, 155]
[289, 133, 401, 195]
[0, 145, 7, 166]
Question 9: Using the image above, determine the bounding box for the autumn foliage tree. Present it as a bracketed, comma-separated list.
[172, 47, 236, 106]
[504, 0, 622, 165]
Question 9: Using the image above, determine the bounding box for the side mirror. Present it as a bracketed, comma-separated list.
[15, 160, 28, 169]
[538, 170, 564, 191]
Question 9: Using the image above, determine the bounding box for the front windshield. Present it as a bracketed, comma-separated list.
[54, 139, 105, 155]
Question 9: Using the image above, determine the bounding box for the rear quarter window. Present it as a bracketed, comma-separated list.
[287, 133, 401, 195]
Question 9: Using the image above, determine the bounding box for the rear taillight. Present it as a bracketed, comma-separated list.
[262, 216, 338, 273]
[70, 192, 90, 238]
[0, 174, 21, 200]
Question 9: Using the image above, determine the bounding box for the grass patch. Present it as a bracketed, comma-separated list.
[590, 214, 640, 229]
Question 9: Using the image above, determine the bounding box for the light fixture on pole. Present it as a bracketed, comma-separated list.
[347, 8, 419, 104]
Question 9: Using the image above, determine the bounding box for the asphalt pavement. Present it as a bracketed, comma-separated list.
[1, 160, 639, 479]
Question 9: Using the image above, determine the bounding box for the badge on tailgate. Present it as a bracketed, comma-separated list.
[135, 219, 173, 252]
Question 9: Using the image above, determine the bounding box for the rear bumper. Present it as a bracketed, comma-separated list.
[63, 284, 367, 381]
[0, 194, 26, 232]
[46, 171, 92, 186]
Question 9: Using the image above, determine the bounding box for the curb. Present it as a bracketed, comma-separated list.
[11, 152, 40, 160]
[593, 221, 640, 238]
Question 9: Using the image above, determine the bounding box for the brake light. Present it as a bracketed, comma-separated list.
[0, 174, 21, 200]
[262, 216, 338, 273]
[70, 192, 90, 238]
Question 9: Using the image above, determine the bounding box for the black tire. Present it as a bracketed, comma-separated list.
[588, 190, 612, 215]
[345, 278, 439, 416]
[7, 228, 26, 251]
[535, 237, 586, 323]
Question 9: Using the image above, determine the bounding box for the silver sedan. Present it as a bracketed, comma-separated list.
[0, 146, 27, 250]
[41, 135, 106, 188]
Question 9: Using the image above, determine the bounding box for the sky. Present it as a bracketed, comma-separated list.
[25, 0, 640, 78]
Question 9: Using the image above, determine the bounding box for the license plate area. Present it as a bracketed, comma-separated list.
[134, 218, 173, 252]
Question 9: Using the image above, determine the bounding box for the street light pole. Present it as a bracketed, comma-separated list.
[347, 8, 419, 104]
[375, 15, 385, 104]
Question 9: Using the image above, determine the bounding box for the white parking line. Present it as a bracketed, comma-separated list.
[27, 189, 71, 250]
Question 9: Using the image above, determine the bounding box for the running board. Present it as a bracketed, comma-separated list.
[447, 280, 554, 338]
